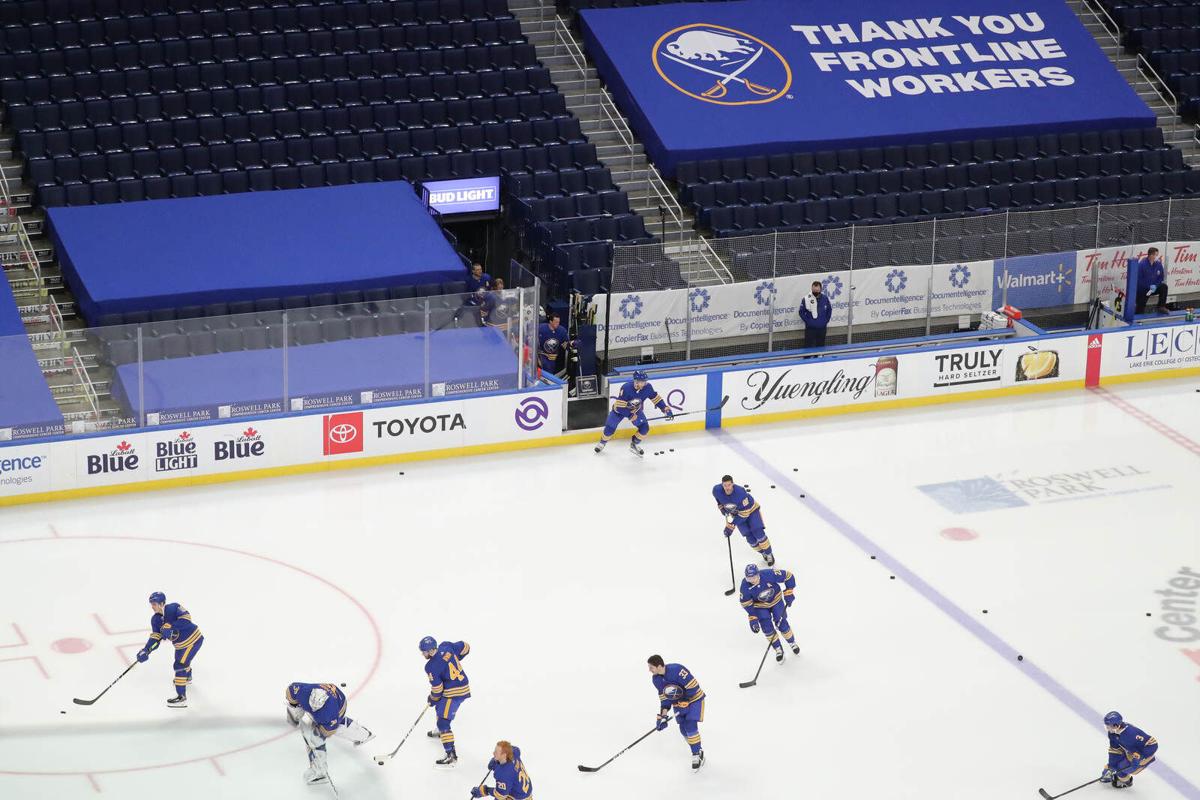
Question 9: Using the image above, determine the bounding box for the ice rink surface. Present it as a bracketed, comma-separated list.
[1, 378, 1198, 800]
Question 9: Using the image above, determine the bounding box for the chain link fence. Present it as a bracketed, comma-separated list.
[598, 197, 1200, 368]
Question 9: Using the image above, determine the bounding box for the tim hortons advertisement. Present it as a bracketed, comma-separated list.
[1075, 240, 1200, 305]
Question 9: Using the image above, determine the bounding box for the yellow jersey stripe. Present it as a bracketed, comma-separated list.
[173, 629, 202, 649]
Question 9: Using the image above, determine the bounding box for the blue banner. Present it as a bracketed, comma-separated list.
[581, 0, 1154, 173]
[993, 251, 1076, 308]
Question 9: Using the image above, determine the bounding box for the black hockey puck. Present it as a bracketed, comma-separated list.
[799, 494, 805, 498]
[399, 471, 405, 475]
[870, 555, 876, 560]
[982, 610, 988, 614]
[60, 710, 66, 714]
[1146, 612, 1151, 617]
[793, 468, 798, 472]
[770, 485, 776, 489]
[669, 448, 674, 452]
[340, 683, 347, 688]
[889, 575, 895, 580]
[1017, 655, 1024, 661]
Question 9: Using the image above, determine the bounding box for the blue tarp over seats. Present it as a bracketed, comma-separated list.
[0, 278, 64, 440]
[581, 0, 1156, 175]
[110, 326, 518, 420]
[48, 182, 465, 326]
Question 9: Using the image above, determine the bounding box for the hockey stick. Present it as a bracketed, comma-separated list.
[577, 717, 672, 773]
[738, 641, 774, 689]
[643, 395, 729, 423]
[72, 661, 138, 706]
[1038, 778, 1103, 799]
[470, 769, 492, 797]
[723, 535, 737, 596]
[373, 706, 429, 765]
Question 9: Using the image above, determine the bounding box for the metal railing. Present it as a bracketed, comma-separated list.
[599, 197, 1200, 368]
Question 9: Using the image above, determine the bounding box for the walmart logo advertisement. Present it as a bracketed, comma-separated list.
[652, 24, 792, 106]
[992, 251, 1075, 309]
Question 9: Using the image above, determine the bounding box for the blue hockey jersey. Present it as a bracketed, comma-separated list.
[1108, 723, 1158, 768]
[612, 380, 668, 419]
[426, 641, 471, 701]
[286, 682, 348, 737]
[653, 663, 704, 712]
[739, 569, 796, 619]
[145, 602, 202, 653]
[488, 747, 533, 800]
[712, 483, 761, 520]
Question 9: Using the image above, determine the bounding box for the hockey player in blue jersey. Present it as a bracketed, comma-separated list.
[740, 564, 799, 663]
[713, 475, 776, 567]
[137, 592, 203, 708]
[647, 654, 705, 770]
[1102, 711, 1158, 789]
[471, 740, 533, 799]
[594, 370, 673, 457]
[285, 682, 374, 786]
[421, 635, 472, 766]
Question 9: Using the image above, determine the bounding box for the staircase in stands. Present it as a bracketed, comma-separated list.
[507, 0, 729, 286]
[0, 129, 108, 429]
[1071, 0, 1200, 167]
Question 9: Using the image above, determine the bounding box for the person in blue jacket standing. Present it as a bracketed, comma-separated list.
[1135, 247, 1169, 314]
[799, 280, 833, 348]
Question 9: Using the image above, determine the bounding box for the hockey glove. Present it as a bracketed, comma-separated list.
[724, 525, 734, 537]
[664, 409, 675, 421]
[1148, 284, 1157, 293]
[749, 618, 761, 634]
[470, 787, 490, 798]
[427, 693, 440, 707]
[487, 758, 498, 771]
[1101, 767, 1115, 783]
[286, 703, 304, 727]
[136, 648, 150, 663]
[785, 595, 794, 608]
[655, 714, 670, 732]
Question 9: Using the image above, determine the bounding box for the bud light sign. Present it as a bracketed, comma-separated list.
[423, 176, 501, 215]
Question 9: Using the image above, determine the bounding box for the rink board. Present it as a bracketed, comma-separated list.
[3, 321, 1199, 505]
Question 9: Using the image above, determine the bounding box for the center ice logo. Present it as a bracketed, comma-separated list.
[653, 24, 792, 106]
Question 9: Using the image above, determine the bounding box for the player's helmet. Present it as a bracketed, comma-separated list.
[308, 687, 329, 712]
[1104, 711, 1123, 727]
[148, 591, 166, 604]
[632, 370, 649, 382]
[744, 564, 759, 579]
[662, 683, 684, 702]
[418, 636, 437, 653]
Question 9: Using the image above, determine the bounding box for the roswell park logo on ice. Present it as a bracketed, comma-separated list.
[918, 465, 1170, 514]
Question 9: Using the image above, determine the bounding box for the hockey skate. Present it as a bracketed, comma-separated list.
[427, 729, 440, 739]
[629, 439, 644, 457]
[593, 440, 607, 454]
[791, 643, 800, 655]
[435, 749, 458, 767]
[166, 695, 188, 709]
[691, 750, 705, 771]
[1112, 776, 1133, 789]
[763, 552, 775, 567]
[774, 648, 784, 663]
[303, 766, 329, 786]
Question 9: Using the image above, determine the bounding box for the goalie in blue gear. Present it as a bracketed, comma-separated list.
[137, 592, 203, 708]
[648, 654, 706, 771]
[421, 635, 472, 766]
[1101, 711, 1157, 789]
[285, 682, 374, 786]
[595, 370, 672, 457]
[713, 475, 776, 567]
[740, 564, 799, 662]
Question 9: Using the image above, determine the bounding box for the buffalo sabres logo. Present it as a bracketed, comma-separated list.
[653, 24, 792, 106]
